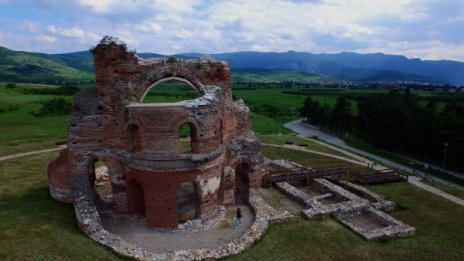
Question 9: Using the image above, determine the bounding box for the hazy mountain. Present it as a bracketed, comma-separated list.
[1, 45, 463, 85]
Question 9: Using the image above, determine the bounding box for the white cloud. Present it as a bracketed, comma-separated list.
[0, 0, 462, 60]
[37, 34, 57, 43]
[135, 22, 162, 33]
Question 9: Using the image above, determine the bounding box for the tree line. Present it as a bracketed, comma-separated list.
[300, 89, 464, 170]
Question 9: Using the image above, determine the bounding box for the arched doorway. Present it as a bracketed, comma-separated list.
[235, 163, 250, 203]
[176, 181, 197, 224]
[127, 179, 145, 217]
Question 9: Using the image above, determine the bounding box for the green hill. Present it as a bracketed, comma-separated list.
[0, 46, 94, 83]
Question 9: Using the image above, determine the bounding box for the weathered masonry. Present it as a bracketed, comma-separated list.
[48, 36, 264, 229]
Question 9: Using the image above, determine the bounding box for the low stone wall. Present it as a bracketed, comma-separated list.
[303, 179, 370, 219]
[333, 207, 415, 240]
[335, 180, 395, 211]
[275, 182, 312, 207]
[74, 193, 294, 261]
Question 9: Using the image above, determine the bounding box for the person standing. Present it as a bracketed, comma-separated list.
[234, 207, 242, 229]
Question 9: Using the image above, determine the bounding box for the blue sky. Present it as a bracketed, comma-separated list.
[0, 0, 463, 61]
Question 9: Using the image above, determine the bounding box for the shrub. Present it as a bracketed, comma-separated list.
[0, 104, 19, 113]
[31, 98, 72, 117]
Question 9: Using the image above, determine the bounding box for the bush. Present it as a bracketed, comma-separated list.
[0, 104, 19, 113]
[31, 98, 72, 117]
[6, 83, 16, 89]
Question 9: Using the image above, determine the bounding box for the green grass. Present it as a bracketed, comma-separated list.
[1, 124, 463, 260]
[0, 93, 69, 155]
[232, 71, 331, 83]
[0, 152, 131, 260]
[229, 181, 464, 260]
[262, 146, 372, 174]
[258, 134, 358, 160]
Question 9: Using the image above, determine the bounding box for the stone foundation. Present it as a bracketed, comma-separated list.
[333, 207, 415, 240]
[274, 178, 414, 240]
[335, 180, 395, 211]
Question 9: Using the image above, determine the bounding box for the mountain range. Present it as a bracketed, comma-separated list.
[1, 45, 464, 85]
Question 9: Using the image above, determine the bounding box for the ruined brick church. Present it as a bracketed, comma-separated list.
[48, 36, 263, 229]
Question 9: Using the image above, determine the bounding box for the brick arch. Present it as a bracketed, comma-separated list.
[175, 118, 200, 153]
[139, 76, 205, 102]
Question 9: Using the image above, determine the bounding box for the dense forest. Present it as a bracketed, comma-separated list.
[300, 89, 464, 171]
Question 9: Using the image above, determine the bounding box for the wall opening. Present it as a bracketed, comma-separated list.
[90, 160, 114, 211]
[141, 78, 201, 103]
[128, 179, 146, 217]
[179, 123, 196, 153]
[235, 163, 250, 203]
[176, 181, 197, 224]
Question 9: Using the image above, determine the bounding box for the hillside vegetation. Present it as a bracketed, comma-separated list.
[0, 47, 94, 83]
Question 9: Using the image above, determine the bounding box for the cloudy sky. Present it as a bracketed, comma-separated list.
[0, 0, 463, 61]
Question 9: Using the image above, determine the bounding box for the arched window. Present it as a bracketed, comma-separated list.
[141, 78, 201, 103]
[176, 181, 197, 224]
[179, 122, 196, 153]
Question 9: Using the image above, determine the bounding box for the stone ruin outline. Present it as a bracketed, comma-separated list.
[47, 36, 265, 229]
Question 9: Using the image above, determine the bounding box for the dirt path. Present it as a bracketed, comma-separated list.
[0, 145, 65, 161]
[262, 143, 387, 171]
[408, 176, 464, 206]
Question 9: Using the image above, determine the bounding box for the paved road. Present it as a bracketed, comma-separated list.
[284, 119, 464, 191]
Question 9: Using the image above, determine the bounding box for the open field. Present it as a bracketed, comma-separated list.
[262, 145, 372, 174]
[0, 92, 69, 155]
[258, 134, 358, 160]
[0, 152, 129, 260]
[229, 181, 464, 261]
[1, 147, 463, 260]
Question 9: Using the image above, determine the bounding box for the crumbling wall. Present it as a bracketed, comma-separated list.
[48, 36, 264, 229]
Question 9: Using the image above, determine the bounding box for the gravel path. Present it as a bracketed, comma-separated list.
[101, 204, 254, 253]
[0, 145, 65, 161]
[408, 176, 464, 207]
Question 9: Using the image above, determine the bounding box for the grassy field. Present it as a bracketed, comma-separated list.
[229, 181, 464, 261]
[0, 152, 129, 260]
[232, 71, 331, 83]
[258, 134, 357, 160]
[1, 147, 463, 260]
[0, 92, 69, 155]
[262, 146, 372, 174]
